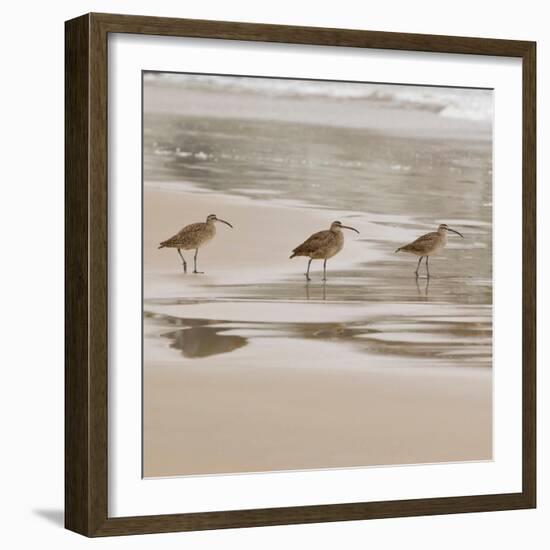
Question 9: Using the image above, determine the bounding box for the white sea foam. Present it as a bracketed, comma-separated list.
[144, 72, 493, 123]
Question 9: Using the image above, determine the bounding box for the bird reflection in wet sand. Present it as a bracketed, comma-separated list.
[415, 276, 430, 299]
[395, 223, 464, 278]
[290, 221, 359, 281]
[305, 281, 327, 301]
[163, 326, 247, 358]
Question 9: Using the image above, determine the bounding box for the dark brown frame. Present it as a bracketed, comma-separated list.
[65, 12, 536, 537]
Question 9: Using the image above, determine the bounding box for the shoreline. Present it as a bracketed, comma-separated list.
[144, 183, 379, 299]
[143, 184, 492, 477]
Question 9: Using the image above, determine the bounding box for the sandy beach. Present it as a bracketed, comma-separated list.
[144, 344, 491, 476]
[143, 185, 492, 477]
[142, 74, 493, 478]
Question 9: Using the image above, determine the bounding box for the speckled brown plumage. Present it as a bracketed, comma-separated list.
[159, 221, 216, 250]
[290, 220, 359, 281]
[159, 214, 233, 274]
[291, 229, 344, 260]
[396, 231, 442, 255]
[395, 223, 464, 277]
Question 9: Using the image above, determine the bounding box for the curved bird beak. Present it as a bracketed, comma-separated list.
[447, 227, 463, 238]
[216, 218, 233, 228]
[341, 225, 360, 234]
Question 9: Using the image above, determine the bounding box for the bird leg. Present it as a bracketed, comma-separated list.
[426, 256, 430, 278]
[177, 249, 187, 274]
[415, 256, 423, 277]
[193, 249, 204, 274]
[305, 258, 312, 282]
[322, 259, 327, 281]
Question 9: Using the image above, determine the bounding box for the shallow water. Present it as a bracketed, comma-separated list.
[145, 297, 491, 366]
[143, 106, 492, 370]
[145, 270, 492, 369]
[145, 114, 492, 220]
[141, 79, 495, 477]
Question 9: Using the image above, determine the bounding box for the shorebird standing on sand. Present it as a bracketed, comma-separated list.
[395, 223, 463, 278]
[290, 220, 360, 282]
[158, 214, 233, 274]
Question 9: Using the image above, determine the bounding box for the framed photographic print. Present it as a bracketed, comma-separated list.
[65, 13, 536, 536]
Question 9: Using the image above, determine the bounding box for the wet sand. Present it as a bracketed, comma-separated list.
[144, 343, 491, 476]
[143, 186, 492, 477]
[144, 184, 341, 297]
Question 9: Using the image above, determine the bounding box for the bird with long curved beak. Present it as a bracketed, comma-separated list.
[395, 223, 464, 278]
[290, 220, 360, 281]
[158, 214, 233, 274]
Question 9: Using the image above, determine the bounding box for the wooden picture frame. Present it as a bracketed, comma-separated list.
[65, 12, 536, 537]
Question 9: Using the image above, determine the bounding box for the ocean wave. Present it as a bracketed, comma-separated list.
[145, 72, 493, 123]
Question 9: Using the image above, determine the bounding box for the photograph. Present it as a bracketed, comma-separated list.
[142, 71, 493, 478]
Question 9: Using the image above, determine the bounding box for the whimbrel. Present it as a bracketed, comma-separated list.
[158, 214, 233, 274]
[290, 220, 359, 281]
[395, 223, 463, 277]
